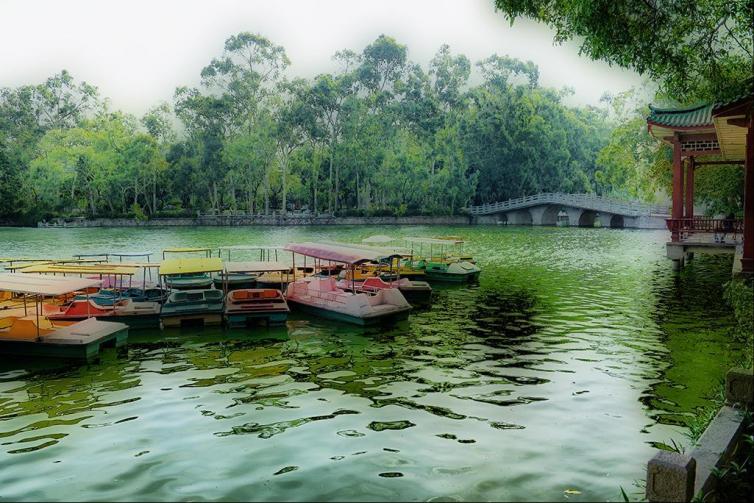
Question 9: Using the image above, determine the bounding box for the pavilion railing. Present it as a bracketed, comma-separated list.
[468, 192, 668, 216]
[665, 217, 743, 242]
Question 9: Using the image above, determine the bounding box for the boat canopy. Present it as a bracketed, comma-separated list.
[20, 264, 140, 276]
[114, 262, 160, 268]
[218, 245, 281, 251]
[361, 235, 395, 244]
[163, 247, 213, 253]
[0, 273, 102, 296]
[285, 242, 391, 265]
[159, 258, 224, 276]
[336, 242, 413, 258]
[108, 251, 153, 258]
[225, 261, 291, 273]
[1, 257, 55, 263]
[3, 261, 56, 271]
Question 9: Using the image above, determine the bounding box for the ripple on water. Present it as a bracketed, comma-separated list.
[0, 227, 745, 501]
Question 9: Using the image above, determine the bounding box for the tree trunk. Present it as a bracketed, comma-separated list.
[152, 170, 157, 215]
[335, 164, 340, 213]
[88, 188, 96, 216]
[264, 168, 270, 215]
[313, 172, 318, 216]
[328, 150, 333, 214]
[281, 155, 287, 216]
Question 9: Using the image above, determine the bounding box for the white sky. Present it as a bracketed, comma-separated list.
[0, 0, 644, 115]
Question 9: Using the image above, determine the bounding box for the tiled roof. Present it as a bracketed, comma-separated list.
[647, 103, 714, 128]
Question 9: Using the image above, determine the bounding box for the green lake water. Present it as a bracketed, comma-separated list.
[0, 225, 747, 501]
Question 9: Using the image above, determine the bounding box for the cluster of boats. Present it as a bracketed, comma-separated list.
[0, 236, 480, 359]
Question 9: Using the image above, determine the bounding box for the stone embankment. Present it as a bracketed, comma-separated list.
[37, 215, 472, 228]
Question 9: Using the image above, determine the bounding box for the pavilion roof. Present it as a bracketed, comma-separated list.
[647, 103, 714, 129]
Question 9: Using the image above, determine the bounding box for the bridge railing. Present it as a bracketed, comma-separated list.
[468, 192, 669, 216]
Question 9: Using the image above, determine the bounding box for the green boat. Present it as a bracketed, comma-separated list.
[164, 273, 214, 290]
[212, 271, 258, 290]
[417, 259, 481, 283]
[160, 289, 225, 328]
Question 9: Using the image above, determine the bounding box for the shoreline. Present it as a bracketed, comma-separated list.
[0, 213, 670, 229]
[28, 213, 669, 229]
[33, 215, 474, 228]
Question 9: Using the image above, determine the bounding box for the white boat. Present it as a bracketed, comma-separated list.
[283, 243, 412, 325]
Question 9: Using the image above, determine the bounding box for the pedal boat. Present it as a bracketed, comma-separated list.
[283, 243, 412, 325]
[404, 237, 481, 282]
[160, 289, 225, 328]
[336, 275, 432, 307]
[161, 248, 216, 289]
[222, 261, 291, 327]
[415, 259, 481, 283]
[225, 289, 289, 327]
[159, 258, 225, 328]
[0, 273, 128, 360]
[47, 298, 161, 329]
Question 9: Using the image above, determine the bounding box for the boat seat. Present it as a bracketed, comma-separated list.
[363, 277, 390, 290]
[0, 317, 56, 340]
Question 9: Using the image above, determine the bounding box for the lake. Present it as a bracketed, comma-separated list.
[0, 225, 745, 501]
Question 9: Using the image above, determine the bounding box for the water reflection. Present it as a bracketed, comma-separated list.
[0, 226, 746, 501]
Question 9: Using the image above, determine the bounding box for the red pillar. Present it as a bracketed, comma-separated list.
[671, 137, 684, 242]
[685, 157, 694, 219]
[742, 120, 754, 274]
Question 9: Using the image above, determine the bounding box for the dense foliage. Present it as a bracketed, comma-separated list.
[493, 0, 753, 102]
[493, 0, 753, 217]
[0, 34, 622, 223]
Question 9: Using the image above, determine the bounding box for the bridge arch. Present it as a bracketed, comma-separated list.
[610, 214, 624, 228]
[506, 209, 533, 225]
[578, 210, 597, 227]
[541, 205, 561, 226]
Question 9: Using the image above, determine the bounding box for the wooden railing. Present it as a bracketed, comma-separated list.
[666, 217, 743, 241]
[468, 192, 668, 216]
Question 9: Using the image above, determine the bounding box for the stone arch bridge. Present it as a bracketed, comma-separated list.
[468, 193, 669, 229]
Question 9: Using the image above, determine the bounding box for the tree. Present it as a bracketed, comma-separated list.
[429, 44, 471, 112]
[493, 0, 753, 101]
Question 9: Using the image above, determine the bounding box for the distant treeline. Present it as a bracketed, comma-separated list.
[1, 33, 671, 224]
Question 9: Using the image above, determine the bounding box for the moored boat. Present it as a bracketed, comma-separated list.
[336, 276, 432, 307]
[160, 289, 225, 328]
[404, 237, 481, 282]
[45, 297, 161, 329]
[225, 289, 289, 327]
[159, 258, 225, 328]
[0, 273, 129, 360]
[283, 243, 412, 325]
[222, 261, 291, 327]
[419, 259, 481, 282]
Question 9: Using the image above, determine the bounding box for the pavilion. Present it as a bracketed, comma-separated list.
[647, 88, 753, 275]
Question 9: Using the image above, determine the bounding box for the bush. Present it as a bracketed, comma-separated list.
[131, 203, 148, 222]
[724, 278, 754, 344]
[366, 207, 395, 217]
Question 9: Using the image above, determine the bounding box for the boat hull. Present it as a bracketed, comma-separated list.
[225, 312, 288, 328]
[160, 289, 225, 328]
[99, 314, 161, 330]
[423, 270, 480, 283]
[0, 319, 128, 361]
[397, 286, 433, 306]
[286, 298, 410, 326]
[161, 313, 223, 328]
